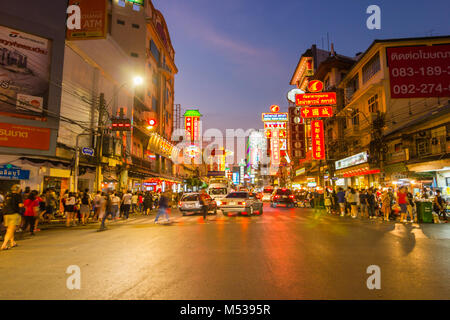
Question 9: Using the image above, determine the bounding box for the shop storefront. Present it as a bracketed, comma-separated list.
[408, 159, 450, 196]
[335, 152, 380, 189]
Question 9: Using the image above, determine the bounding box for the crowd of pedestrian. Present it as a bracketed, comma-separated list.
[295, 185, 448, 223]
[0, 184, 182, 250]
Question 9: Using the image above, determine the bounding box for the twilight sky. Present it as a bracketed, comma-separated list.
[153, 0, 450, 132]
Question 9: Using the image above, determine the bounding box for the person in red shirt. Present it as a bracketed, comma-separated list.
[397, 186, 408, 223]
[23, 190, 40, 236]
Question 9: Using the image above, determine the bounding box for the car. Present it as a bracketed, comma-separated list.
[261, 187, 274, 202]
[271, 188, 296, 208]
[218, 191, 263, 216]
[178, 193, 217, 216]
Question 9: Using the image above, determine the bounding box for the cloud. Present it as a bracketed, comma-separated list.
[168, 2, 279, 66]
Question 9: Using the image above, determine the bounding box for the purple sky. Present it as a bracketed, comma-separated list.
[153, 0, 450, 132]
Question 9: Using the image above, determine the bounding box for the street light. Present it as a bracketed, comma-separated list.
[133, 76, 144, 86]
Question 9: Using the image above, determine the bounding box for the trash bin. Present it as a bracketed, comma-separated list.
[416, 201, 433, 223]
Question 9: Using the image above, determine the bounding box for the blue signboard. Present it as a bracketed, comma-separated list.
[82, 147, 95, 157]
[232, 172, 239, 185]
[0, 164, 30, 180]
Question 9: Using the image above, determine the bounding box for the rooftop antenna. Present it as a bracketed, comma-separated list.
[327, 32, 329, 51]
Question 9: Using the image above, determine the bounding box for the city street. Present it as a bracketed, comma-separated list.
[1, 204, 449, 300]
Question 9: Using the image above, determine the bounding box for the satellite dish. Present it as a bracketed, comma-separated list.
[287, 88, 305, 103]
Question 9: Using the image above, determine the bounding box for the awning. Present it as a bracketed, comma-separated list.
[407, 159, 450, 173]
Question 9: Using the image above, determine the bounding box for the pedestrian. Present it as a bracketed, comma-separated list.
[80, 189, 91, 225]
[366, 188, 377, 220]
[143, 191, 153, 215]
[348, 188, 359, 219]
[381, 190, 391, 221]
[138, 192, 144, 213]
[131, 192, 139, 213]
[23, 190, 40, 236]
[111, 192, 121, 220]
[61, 189, 69, 219]
[154, 192, 170, 223]
[199, 188, 209, 222]
[93, 191, 102, 221]
[65, 192, 77, 227]
[34, 192, 46, 231]
[1, 184, 23, 250]
[97, 192, 107, 222]
[433, 190, 447, 222]
[359, 189, 368, 218]
[121, 190, 132, 219]
[397, 186, 408, 223]
[337, 187, 346, 216]
[324, 189, 332, 214]
[406, 187, 415, 223]
[99, 192, 113, 230]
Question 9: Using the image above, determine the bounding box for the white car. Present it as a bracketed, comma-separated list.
[261, 187, 274, 202]
[218, 191, 263, 216]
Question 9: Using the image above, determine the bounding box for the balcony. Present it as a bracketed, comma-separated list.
[131, 155, 157, 172]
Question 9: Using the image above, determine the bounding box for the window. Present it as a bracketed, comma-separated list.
[368, 94, 379, 113]
[340, 72, 347, 81]
[117, 19, 125, 25]
[351, 109, 359, 126]
[152, 97, 158, 111]
[362, 52, 380, 83]
[132, 23, 140, 29]
[324, 77, 330, 90]
[130, 52, 138, 58]
[149, 39, 160, 63]
[394, 143, 402, 152]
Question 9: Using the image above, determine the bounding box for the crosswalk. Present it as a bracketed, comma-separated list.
[122, 214, 309, 226]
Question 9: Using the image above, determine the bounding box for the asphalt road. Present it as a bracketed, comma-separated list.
[0, 204, 449, 300]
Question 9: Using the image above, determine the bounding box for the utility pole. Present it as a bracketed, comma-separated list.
[95, 93, 105, 192]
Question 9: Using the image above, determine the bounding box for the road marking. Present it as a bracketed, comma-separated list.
[411, 228, 428, 239]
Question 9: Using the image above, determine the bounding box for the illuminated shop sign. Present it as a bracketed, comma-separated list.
[311, 120, 325, 160]
[300, 106, 333, 118]
[335, 151, 369, 170]
[262, 113, 288, 122]
[295, 92, 337, 106]
[307, 80, 324, 93]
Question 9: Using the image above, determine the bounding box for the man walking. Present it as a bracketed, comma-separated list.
[154, 192, 170, 223]
[122, 190, 132, 219]
[199, 188, 209, 222]
[337, 187, 346, 217]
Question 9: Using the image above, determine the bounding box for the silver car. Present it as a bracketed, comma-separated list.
[218, 192, 263, 216]
[178, 193, 218, 216]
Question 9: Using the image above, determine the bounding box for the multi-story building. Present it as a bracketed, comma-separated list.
[337, 36, 450, 190]
[0, 0, 67, 193]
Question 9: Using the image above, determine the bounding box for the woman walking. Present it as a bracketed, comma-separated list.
[23, 190, 40, 236]
[1, 185, 23, 251]
[80, 189, 91, 225]
[65, 192, 77, 227]
[381, 190, 391, 221]
[143, 191, 153, 215]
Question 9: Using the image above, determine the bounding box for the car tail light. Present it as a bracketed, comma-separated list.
[282, 188, 287, 191]
[178, 201, 182, 206]
[289, 195, 295, 199]
[274, 195, 280, 199]
[238, 201, 246, 206]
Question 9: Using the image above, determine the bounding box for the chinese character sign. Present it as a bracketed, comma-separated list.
[185, 116, 192, 141]
[192, 117, 199, 141]
[271, 130, 281, 165]
[311, 120, 325, 160]
[300, 106, 333, 118]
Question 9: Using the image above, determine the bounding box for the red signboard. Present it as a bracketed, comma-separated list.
[308, 80, 324, 93]
[270, 130, 280, 165]
[264, 122, 286, 129]
[185, 116, 192, 141]
[311, 120, 325, 160]
[192, 116, 199, 141]
[386, 44, 450, 98]
[300, 106, 333, 118]
[0, 122, 51, 150]
[295, 92, 337, 106]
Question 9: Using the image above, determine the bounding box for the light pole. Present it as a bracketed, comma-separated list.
[74, 131, 100, 193]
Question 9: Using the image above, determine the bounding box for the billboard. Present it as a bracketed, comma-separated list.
[0, 25, 51, 120]
[335, 151, 368, 170]
[0, 122, 51, 150]
[311, 120, 325, 160]
[295, 92, 337, 106]
[262, 113, 288, 122]
[300, 106, 333, 118]
[288, 107, 306, 159]
[386, 44, 450, 98]
[66, 0, 108, 41]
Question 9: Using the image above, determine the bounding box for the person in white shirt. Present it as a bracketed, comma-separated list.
[92, 191, 102, 221]
[111, 192, 121, 220]
[122, 191, 132, 219]
[131, 193, 138, 213]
